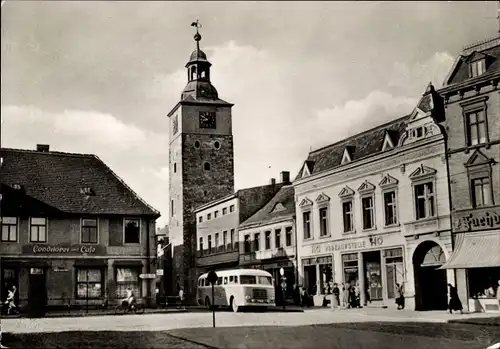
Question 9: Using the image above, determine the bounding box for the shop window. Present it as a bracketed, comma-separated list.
[383, 191, 398, 226]
[1, 217, 18, 242]
[124, 218, 140, 244]
[319, 261, 333, 295]
[208, 235, 212, 254]
[76, 268, 103, 299]
[275, 229, 281, 248]
[466, 110, 487, 146]
[30, 217, 47, 242]
[199, 237, 204, 256]
[265, 231, 271, 249]
[254, 233, 261, 251]
[384, 248, 404, 299]
[342, 201, 354, 233]
[342, 253, 359, 286]
[362, 196, 375, 230]
[319, 207, 329, 237]
[244, 234, 250, 253]
[414, 182, 435, 220]
[303, 211, 312, 239]
[81, 218, 98, 244]
[230, 229, 235, 251]
[285, 227, 292, 246]
[468, 267, 500, 299]
[471, 176, 492, 207]
[116, 268, 140, 298]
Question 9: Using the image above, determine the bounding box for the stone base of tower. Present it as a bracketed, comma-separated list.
[166, 243, 199, 305]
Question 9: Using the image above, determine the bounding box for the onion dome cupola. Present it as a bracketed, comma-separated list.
[181, 20, 219, 101]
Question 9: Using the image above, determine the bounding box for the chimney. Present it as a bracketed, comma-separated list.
[36, 144, 50, 152]
[280, 171, 290, 184]
[270, 178, 276, 185]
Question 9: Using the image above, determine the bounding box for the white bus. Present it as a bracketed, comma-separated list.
[197, 269, 276, 312]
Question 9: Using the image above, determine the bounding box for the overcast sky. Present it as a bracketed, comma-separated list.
[1, 1, 498, 227]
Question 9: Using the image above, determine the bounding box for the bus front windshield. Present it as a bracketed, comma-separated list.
[239, 275, 272, 285]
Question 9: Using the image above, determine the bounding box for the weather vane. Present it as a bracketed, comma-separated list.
[190, 19, 202, 47]
[191, 19, 202, 35]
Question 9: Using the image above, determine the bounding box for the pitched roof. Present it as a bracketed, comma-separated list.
[237, 183, 285, 223]
[295, 115, 409, 179]
[240, 185, 295, 229]
[0, 147, 160, 217]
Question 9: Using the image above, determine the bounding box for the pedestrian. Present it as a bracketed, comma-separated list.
[448, 283, 463, 314]
[331, 283, 340, 310]
[342, 283, 349, 308]
[178, 287, 185, 310]
[4, 286, 17, 315]
[395, 282, 405, 310]
[349, 284, 356, 308]
[354, 283, 361, 308]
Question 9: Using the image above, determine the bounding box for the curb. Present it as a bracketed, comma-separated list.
[167, 332, 219, 349]
[448, 319, 500, 327]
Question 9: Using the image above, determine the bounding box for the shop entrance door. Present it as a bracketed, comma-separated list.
[28, 268, 47, 317]
[413, 241, 448, 311]
[304, 265, 317, 295]
[364, 251, 383, 301]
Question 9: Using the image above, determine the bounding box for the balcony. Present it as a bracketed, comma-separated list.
[452, 205, 500, 233]
[196, 243, 239, 267]
[240, 246, 295, 264]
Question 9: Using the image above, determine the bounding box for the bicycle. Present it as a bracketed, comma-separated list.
[114, 300, 145, 315]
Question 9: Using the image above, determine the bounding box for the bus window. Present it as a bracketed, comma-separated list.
[258, 276, 272, 285]
[240, 275, 257, 284]
[217, 277, 223, 285]
[229, 275, 234, 283]
[235, 276, 239, 284]
[202, 279, 205, 287]
[223, 277, 228, 285]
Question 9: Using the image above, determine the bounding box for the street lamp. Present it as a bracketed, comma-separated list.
[279, 267, 286, 310]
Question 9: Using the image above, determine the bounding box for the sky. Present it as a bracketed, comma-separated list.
[1, 1, 498, 227]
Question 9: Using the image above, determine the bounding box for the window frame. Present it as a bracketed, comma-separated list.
[254, 232, 261, 251]
[30, 217, 48, 243]
[361, 195, 376, 231]
[460, 97, 490, 149]
[229, 205, 235, 213]
[265, 231, 271, 250]
[208, 235, 212, 254]
[223, 230, 228, 251]
[275, 228, 281, 248]
[75, 267, 105, 300]
[123, 218, 141, 245]
[230, 229, 235, 251]
[80, 217, 99, 244]
[114, 267, 141, 299]
[318, 206, 330, 237]
[412, 181, 436, 220]
[341, 199, 355, 234]
[469, 59, 486, 78]
[222, 207, 227, 215]
[1, 216, 19, 242]
[244, 234, 251, 253]
[382, 189, 399, 227]
[199, 237, 204, 256]
[285, 226, 293, 247]
[302, 211, 312, 240]
[468, 165, 494, 208]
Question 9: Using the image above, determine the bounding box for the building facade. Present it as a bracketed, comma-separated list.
[437, 36, 500, 313]
[167, 27, 235, 300]
[0, 145, 160, 314]
[195, 179, 286, 275]
[293, 86, 455, 310]
[238, 182, 297, 303]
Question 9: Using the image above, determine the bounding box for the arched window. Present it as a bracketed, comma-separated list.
[200, 70, 206, 79]
[191, 66, 197, 81]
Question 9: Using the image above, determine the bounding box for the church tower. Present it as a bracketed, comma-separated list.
[167, 22, 235, 300]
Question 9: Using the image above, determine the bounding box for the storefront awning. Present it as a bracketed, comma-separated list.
[74, 259, 108, 267]
[439, 232, 500, 269]
[113, 260, 144, 267]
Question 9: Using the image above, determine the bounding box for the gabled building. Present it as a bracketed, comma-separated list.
[437, 35, 500, 313]
[293, 85, 454, 310]
[0, 145, 160, 314]
[194, 174, 288, 275]
[238, 182, 296, 302]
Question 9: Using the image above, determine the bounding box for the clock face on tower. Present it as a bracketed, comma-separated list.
[199, 111, 216, 129]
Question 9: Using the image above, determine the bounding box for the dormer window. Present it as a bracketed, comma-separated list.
[341, 147, 353, 165]
[470, 59, 485, 78]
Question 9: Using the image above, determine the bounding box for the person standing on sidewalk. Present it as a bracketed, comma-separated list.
[331, 283, 340, 310]
[396, 283, 405, 310]
[178, 287, 185, 310]
[447, 283, 463, 314]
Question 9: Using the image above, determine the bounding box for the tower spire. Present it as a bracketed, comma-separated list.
[191, 19, 202, 51]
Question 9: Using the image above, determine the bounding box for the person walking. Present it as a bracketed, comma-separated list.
[178, 287, 185, 310]
[4, 286, 17, 315]
[331, 283, 340, 310]
[342, 283, 349, 308]
[396, 282, 405, 310]
[448, 283, 463, 314]
[354, 282, 361, 308]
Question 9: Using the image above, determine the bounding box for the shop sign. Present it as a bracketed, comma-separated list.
[453, 207, 500, 233]
[309, 236, 384, 256]
[53, 267, 69, 272]
[156, 269, 164, 276]
[22, 244, 106, 255]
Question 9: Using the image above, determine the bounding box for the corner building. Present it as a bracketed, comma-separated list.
[167, 29, 235, 301]
[0, 145, 160, 314]
[294, 85, 455, 310]
[437, 36, 500, 313]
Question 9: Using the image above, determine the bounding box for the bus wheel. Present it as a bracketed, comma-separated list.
[230, 297, 239, 313]
[205, 296, 211, 310]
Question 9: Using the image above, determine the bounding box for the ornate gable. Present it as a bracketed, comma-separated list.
[357, 180, 375, 193]
[379, 174, 399, 188]
[315, 193, 331, 204]
[409, 164, 437, 180]
[338, 186, 355, 198]
[299, 198, 313, 208]
[465, 149, 492, 167]
[270, 202, 287, 213]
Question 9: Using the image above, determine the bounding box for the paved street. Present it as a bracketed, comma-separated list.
[1, 307, 498, 334]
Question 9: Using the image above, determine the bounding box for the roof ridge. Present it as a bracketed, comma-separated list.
[93, 155, 160, 216]
[309, 114, 410, 156]
[0, 147, 95, 158]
